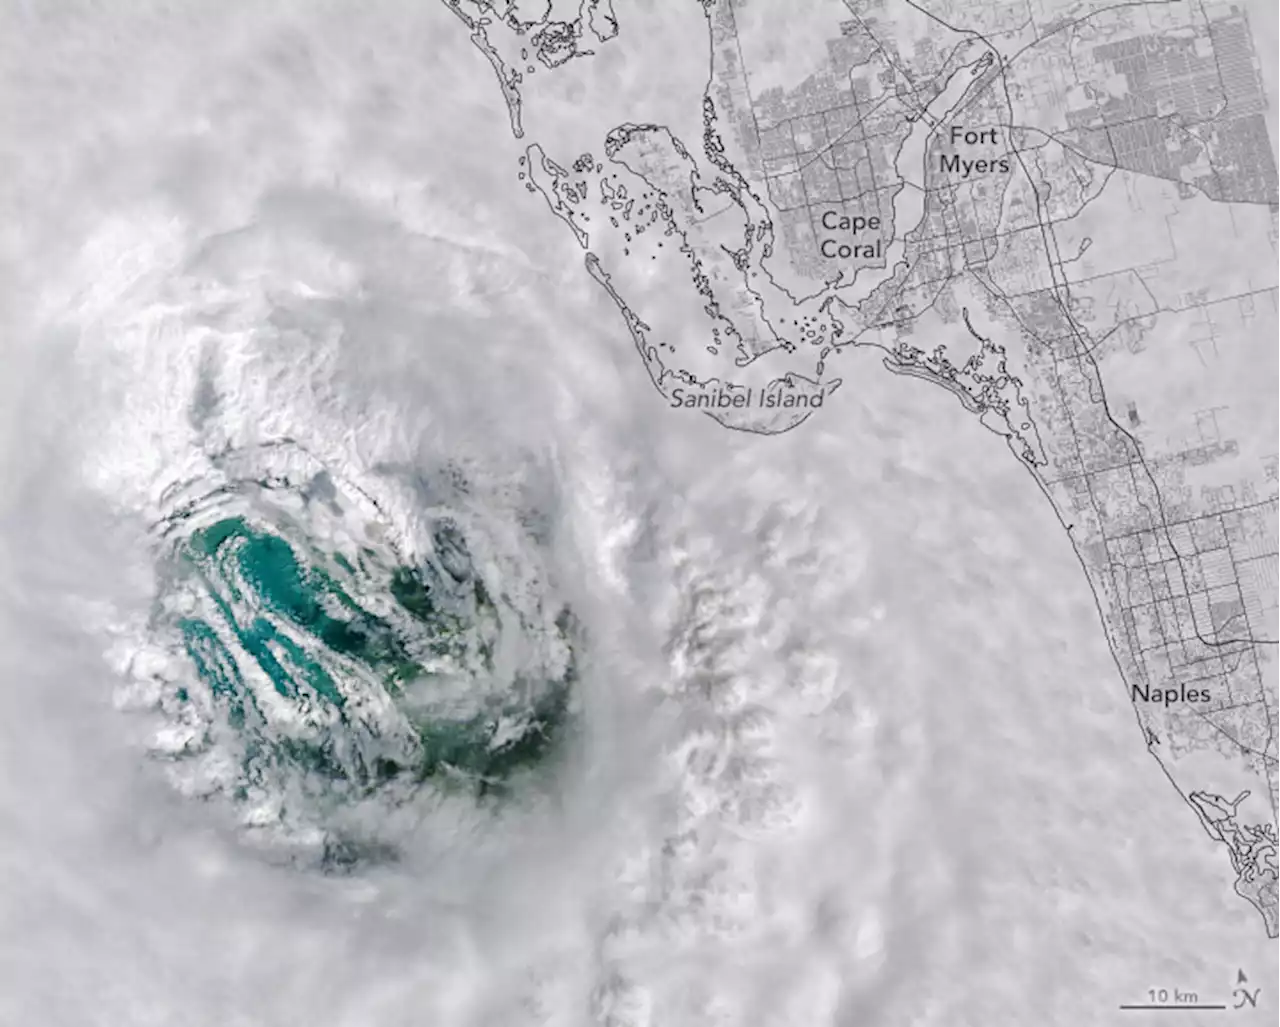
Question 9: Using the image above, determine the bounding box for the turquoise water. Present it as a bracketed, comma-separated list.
[163, 510, 576, 813]
[186, 516, 420, 702]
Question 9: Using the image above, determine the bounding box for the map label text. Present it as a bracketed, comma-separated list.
[819, 209, 883, 260]
[1132, 683, 1212, 706]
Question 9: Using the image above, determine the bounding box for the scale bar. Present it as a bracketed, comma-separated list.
[1118, 1005, 1227, 1012]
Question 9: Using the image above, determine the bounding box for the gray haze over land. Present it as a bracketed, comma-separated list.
[0, 3, 1276, 1026]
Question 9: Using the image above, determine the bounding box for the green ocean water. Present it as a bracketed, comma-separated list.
[155, 503, 577, 845]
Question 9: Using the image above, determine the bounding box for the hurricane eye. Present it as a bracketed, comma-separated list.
[134, 446, 578, 865]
